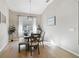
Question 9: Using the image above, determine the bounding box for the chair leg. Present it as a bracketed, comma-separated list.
[28, 44, 30, 51]
[18, 44, 20, 52]
[26, 44, 27, 51]
[31, 47, 32, 56]
[38, 45, 40, 54]
[42, 41, 44, 48]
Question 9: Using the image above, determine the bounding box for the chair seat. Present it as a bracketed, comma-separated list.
[18, 37, 28, 52]
[19, 42, 27, 45]
[19, 37, 28, 43]
[24, 36, 31, 38]
[29, 42, 38, 46]
[38, 39, 43, 42]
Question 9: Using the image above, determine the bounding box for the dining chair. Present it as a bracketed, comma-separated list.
[29, 33, 41, 56]
[39, 31, 45, 47]
[18, 36, 30, 52]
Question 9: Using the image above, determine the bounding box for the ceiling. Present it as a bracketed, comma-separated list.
[6, 0, 54, 14]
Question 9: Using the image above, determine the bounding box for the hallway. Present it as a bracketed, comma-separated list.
[0, 41, 78, 58]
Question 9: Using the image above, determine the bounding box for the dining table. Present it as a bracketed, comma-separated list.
[23, 30, 41, 50]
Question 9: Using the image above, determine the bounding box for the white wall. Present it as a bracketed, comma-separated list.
[41, 0, 79, 56]
[0, 0, 9, 52]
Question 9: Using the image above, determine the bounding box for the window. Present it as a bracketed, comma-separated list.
[18, 16, 37, 36]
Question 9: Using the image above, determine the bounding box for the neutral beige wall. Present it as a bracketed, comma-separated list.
[0, 0, 9, 52]
[41, 0, 79, 56]
[9, 10, 41, 40]
[9, 10, 19, 40]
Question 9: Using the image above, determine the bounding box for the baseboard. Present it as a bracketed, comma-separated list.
[59, 46, 79, 57]
[0, 42, 8, 52]
[44, 41, 79, 56]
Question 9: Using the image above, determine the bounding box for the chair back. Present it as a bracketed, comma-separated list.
[31, 33, 41, 42]
[41, 32, 45, 41]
